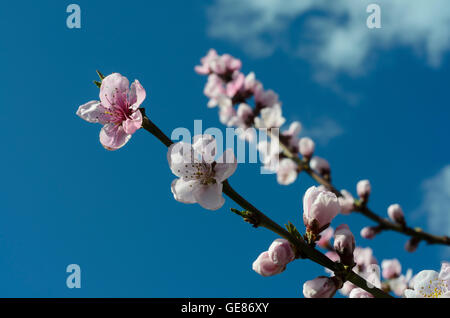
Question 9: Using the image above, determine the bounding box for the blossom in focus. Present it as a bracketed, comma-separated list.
[168, 135, 237, 210]
[77, 73, 146, 150]
[276, 158, 298, 185]
[268, 239, 295, 266]
[303, 277, 339, 298]
[298, 137, 315, 159]
[303, 186, 340, 236]
[338, 189, 354, 215]
[387, 203, 405, 225]
[309, 156, 330, 177]
[317, 227, 334, 249]
[334, 224, 355, 266]
[381, 259, 402, 280]
[252, 251, 285, 277]
[356, 179, 371, 201]
[404, 262, 450, 298]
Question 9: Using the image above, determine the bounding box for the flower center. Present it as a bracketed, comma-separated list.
[419, 278, 448, 298]
[183, 163, 216, 185]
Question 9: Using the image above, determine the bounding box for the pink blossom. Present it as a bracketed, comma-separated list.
[254, 103, 285, 129]
[387, 203, 405, 225]
[298, 137, 315, 159]
[338, 190, 354, 215]
[168, 135, 237, 211]
[309, 156, 330, 176]
[381, 259, 402, 280]
[356, 179, 371, 200]
[404, 262, 450, 298]
[225, 71, 245, 98]
[194, 49, 219, 74]
[303, 277, 339, 298]
[254, 86, 279, 108]
[317, 227, 334, 249]
[349, 288, 374, 298]
[252, 251, 285, 277]
[360, 226, 379, 239]
[77, 73, 145, 151]
[334, 224, 355, 265]
[353, 247, 378, 270]
[281, 121, 302, 152]
[388, 269, 413, 297]
[268, 239, 295, 266]
[303, 186, 340, 235]
[204, 74, 227, 108]
[325, 250, 340, 263]
[276, 158, 298, 185]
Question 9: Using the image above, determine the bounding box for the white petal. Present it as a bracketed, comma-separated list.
[214, 149, 237, 182]
[192, 134, 217, 163]
[404, 289, 421, 298]
[171, 179, 198, 204]
[76, 101, 111, 124]
[193, 183, 225, 211]
[167, 142, 196, 177]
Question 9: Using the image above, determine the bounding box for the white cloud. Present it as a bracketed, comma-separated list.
[419, 165, 450, 256]
[207, 0, 450, 75]
[301, 117, 344, 145]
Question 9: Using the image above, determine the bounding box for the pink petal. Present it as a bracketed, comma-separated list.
[129, 80, 146, 110]
[192, 182, 225, 211]
[99, 123, 131, 151]
[122, 110, 143, 135]
[99, 73, 130, 109]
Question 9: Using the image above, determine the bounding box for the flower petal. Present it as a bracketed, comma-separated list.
[214, 149, 237, 182]
[192, 134, 217, 163]
[171, 179, 198, 204]
[193, 182, 225, 211]
[129, 80, 146, 110]
[122, 109, 143, 135]
[99, 73, 130, 109]
[167, 142, 196, 178]
[99, 123, 131, 151]
[76, 101, 112, 124]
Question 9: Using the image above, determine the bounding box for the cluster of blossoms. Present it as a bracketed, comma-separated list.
[196, 49, 317, 186]
[76, 68, 449, 299]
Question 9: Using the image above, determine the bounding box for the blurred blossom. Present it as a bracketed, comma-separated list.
[381, 259, 402, 280]
[387, 203, 405, 225]
[356, 179, 371, 201]
[338, 189, 354, 215]
[298, 137, 315, 159]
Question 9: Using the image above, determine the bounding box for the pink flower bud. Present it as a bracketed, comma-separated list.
[309, 156, 330, 176]
[334, 224, 355, 266]
[356, 179, 371, 200]
[317, 227, 334, 249]
[268, 239, 295, 266]
[349, 288, 374, 298]
[405, 238, 420, 253]
[387, 204, 405, 225]
[338, 189, 354, 215]
[252, 251, 285, 277]
[299, 137, 315, 158]
[303, 276, 339, 298]
[303, 186, 340, 235]
[381, 259, 402, 280]
[360, 226, 379, 239]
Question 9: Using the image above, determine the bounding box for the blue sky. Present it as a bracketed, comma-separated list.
[0, 0, 449, 297]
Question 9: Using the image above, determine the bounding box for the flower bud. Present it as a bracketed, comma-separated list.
[360, 226, 380, 239]
[334, 224, 355, 266]
[356, 179, 371, 201]
[299, 137, 315, 159]
[381, 259, 402, 280]
[338, 189, 354, 215]
[268, 239, 295, 266]
[303, 186, 340, 238]
[317, 227, 334, 249]
[303, 276, 340, 298]
[387, 204, 405, 225]
[405, 237, 420, 253]
[309, 156, 330, 177]
[252, 251, 285, 277]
